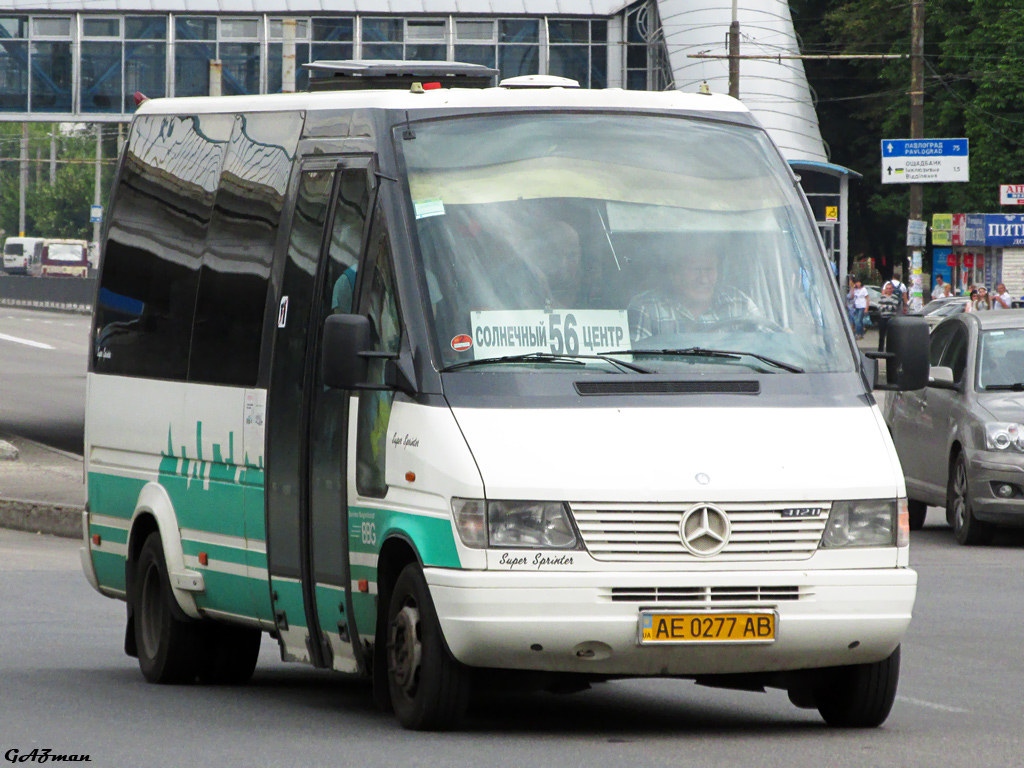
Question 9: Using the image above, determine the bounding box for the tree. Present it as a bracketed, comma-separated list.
[0, 122, 114, 241]
[791, 0, 1024, 279]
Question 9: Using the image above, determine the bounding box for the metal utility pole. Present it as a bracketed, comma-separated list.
[49, 126, 56, 185]
[907, 0, 925, 282]
[19, 123, 28, 237]
[282, 18, 297, 93]
[728, 0, 740, 99]
[93, 124, 103, 246]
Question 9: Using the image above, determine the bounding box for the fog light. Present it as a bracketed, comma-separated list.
[996, 484, 1015, 498]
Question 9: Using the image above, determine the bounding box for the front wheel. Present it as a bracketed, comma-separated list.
[386, 563, 471, 730]
[814, 646, 901, 728]
[948, 453, 994, 545]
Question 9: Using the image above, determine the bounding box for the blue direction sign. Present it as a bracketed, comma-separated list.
[881, 139, 969, 184]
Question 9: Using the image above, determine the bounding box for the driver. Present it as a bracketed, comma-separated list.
[627, 250, 761, 341]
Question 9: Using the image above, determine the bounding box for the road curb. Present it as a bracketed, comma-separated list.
[0, 498, 81, 539]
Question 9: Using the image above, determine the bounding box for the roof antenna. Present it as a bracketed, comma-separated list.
[402, 111, 415, 140]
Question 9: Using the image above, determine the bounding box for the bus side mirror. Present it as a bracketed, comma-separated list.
[867, 316, 929, 391]
[322, 313, 371, 390]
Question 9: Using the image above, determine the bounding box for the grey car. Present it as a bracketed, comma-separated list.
[915, 296, 971, 327]
[884, 310, 1024, 544]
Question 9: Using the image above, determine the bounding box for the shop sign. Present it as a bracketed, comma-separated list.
[1000, 185, 1024, 205]
[983, 213, 1024, 247]
[952, 213, 966, 245]
[965, 214, 986, 245]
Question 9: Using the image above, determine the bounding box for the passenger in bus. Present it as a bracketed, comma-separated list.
[627, 250, 761, 341]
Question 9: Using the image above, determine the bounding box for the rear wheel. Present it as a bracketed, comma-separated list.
[948, 453, 994, 545]
[907, 499, 927, 531]
[386, 563, 471, 730]
[133, 532, 204, 684]
[815, 646, 901, 728]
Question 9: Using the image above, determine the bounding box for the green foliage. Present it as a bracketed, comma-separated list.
[0, 122, 115, 242]
[791, 0, 1024, 278]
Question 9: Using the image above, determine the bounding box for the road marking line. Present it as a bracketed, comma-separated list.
[0, 332, 54, 350]
[897, 695, 969, 713]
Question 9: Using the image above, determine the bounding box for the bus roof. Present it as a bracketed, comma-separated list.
[134, 86, 749, 119]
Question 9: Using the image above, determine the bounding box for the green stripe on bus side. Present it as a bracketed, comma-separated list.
[88, 523, 128, 545]
[92, 550, 126, 592]
[193, 570, 262, 618]
[88, 472, 145, 521]
[352, 592, 376, 639]
[270, 577, 308, 629]
[349, 506, 461, 569]
[314, 582, 347, 638]
[181, 539, 249, 567]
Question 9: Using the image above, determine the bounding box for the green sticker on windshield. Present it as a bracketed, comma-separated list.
[414, 198, 445, 219]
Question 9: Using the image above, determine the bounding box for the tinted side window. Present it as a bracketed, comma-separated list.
[188, 112, 303, 386]
[941, 327, 969, 383]
[356, 221, 401, 499]
[928, 324, 955, 367]
[94, 114, 229, 380]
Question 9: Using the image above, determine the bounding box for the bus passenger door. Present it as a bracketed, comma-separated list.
[306, 159, 374, 672]
[265, 157, 374, 672]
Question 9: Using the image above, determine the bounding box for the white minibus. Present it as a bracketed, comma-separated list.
[82, 63, 929, 731]
[3, 236, 44, 276]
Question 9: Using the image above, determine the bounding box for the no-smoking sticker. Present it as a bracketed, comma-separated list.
[450, 334, 473, 352]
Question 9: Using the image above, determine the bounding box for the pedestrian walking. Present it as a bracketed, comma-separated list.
[852, 278, 869, 339]
[876, 283, 900, 351]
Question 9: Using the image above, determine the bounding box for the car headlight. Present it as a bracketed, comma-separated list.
[984, 422, 1024, 452]
[451, 498, 578, 549]
[821, 499, 900, 548]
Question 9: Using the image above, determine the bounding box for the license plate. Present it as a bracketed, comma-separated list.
[639, 611, 777, 644]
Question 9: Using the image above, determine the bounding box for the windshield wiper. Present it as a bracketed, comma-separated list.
[983, 382, 1024, 391]
[606, 347, 805, 374]
[441, 352, 650, 374]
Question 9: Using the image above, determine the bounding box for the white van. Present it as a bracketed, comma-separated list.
[82, 63, 929, 731]
[3, 236, 44, 276]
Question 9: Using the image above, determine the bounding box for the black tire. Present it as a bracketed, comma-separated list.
[815, 646, 901, 728]
[133, 532, 204, 684]
[197, 624, 262, 685]
[908, 499, 927, 531]
[386, 563, 471, 731]
[948, 453, 994, 546]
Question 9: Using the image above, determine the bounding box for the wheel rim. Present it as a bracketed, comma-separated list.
[139, 560, 163, 658]
[953, 460, 968, 532]
[388, 601, 423, 699]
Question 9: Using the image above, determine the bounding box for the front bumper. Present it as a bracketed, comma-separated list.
[968, 452, 1024, 525]
[427, 567, 917, 676]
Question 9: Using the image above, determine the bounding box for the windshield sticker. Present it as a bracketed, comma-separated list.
[469, 309, 629, 360]
[450, 334, 473, 352]
[413, 198, 445, 219]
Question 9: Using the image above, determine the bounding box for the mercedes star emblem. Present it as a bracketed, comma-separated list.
[679, 504, 731, 557]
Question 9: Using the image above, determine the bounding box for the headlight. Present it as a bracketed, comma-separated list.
[984, 422, 1024, 451]
[821, 499, 898, 548]
[451, 498, 578, 549]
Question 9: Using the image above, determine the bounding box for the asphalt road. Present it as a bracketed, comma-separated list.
[0, 307, 89, 454]
[2, 516, 1022, 768]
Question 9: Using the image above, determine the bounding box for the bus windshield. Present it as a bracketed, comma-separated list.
[401, 113, 852, 374]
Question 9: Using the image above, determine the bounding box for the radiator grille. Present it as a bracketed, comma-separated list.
[572, 502, 829, 562]
[608, 585, 805, 603]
